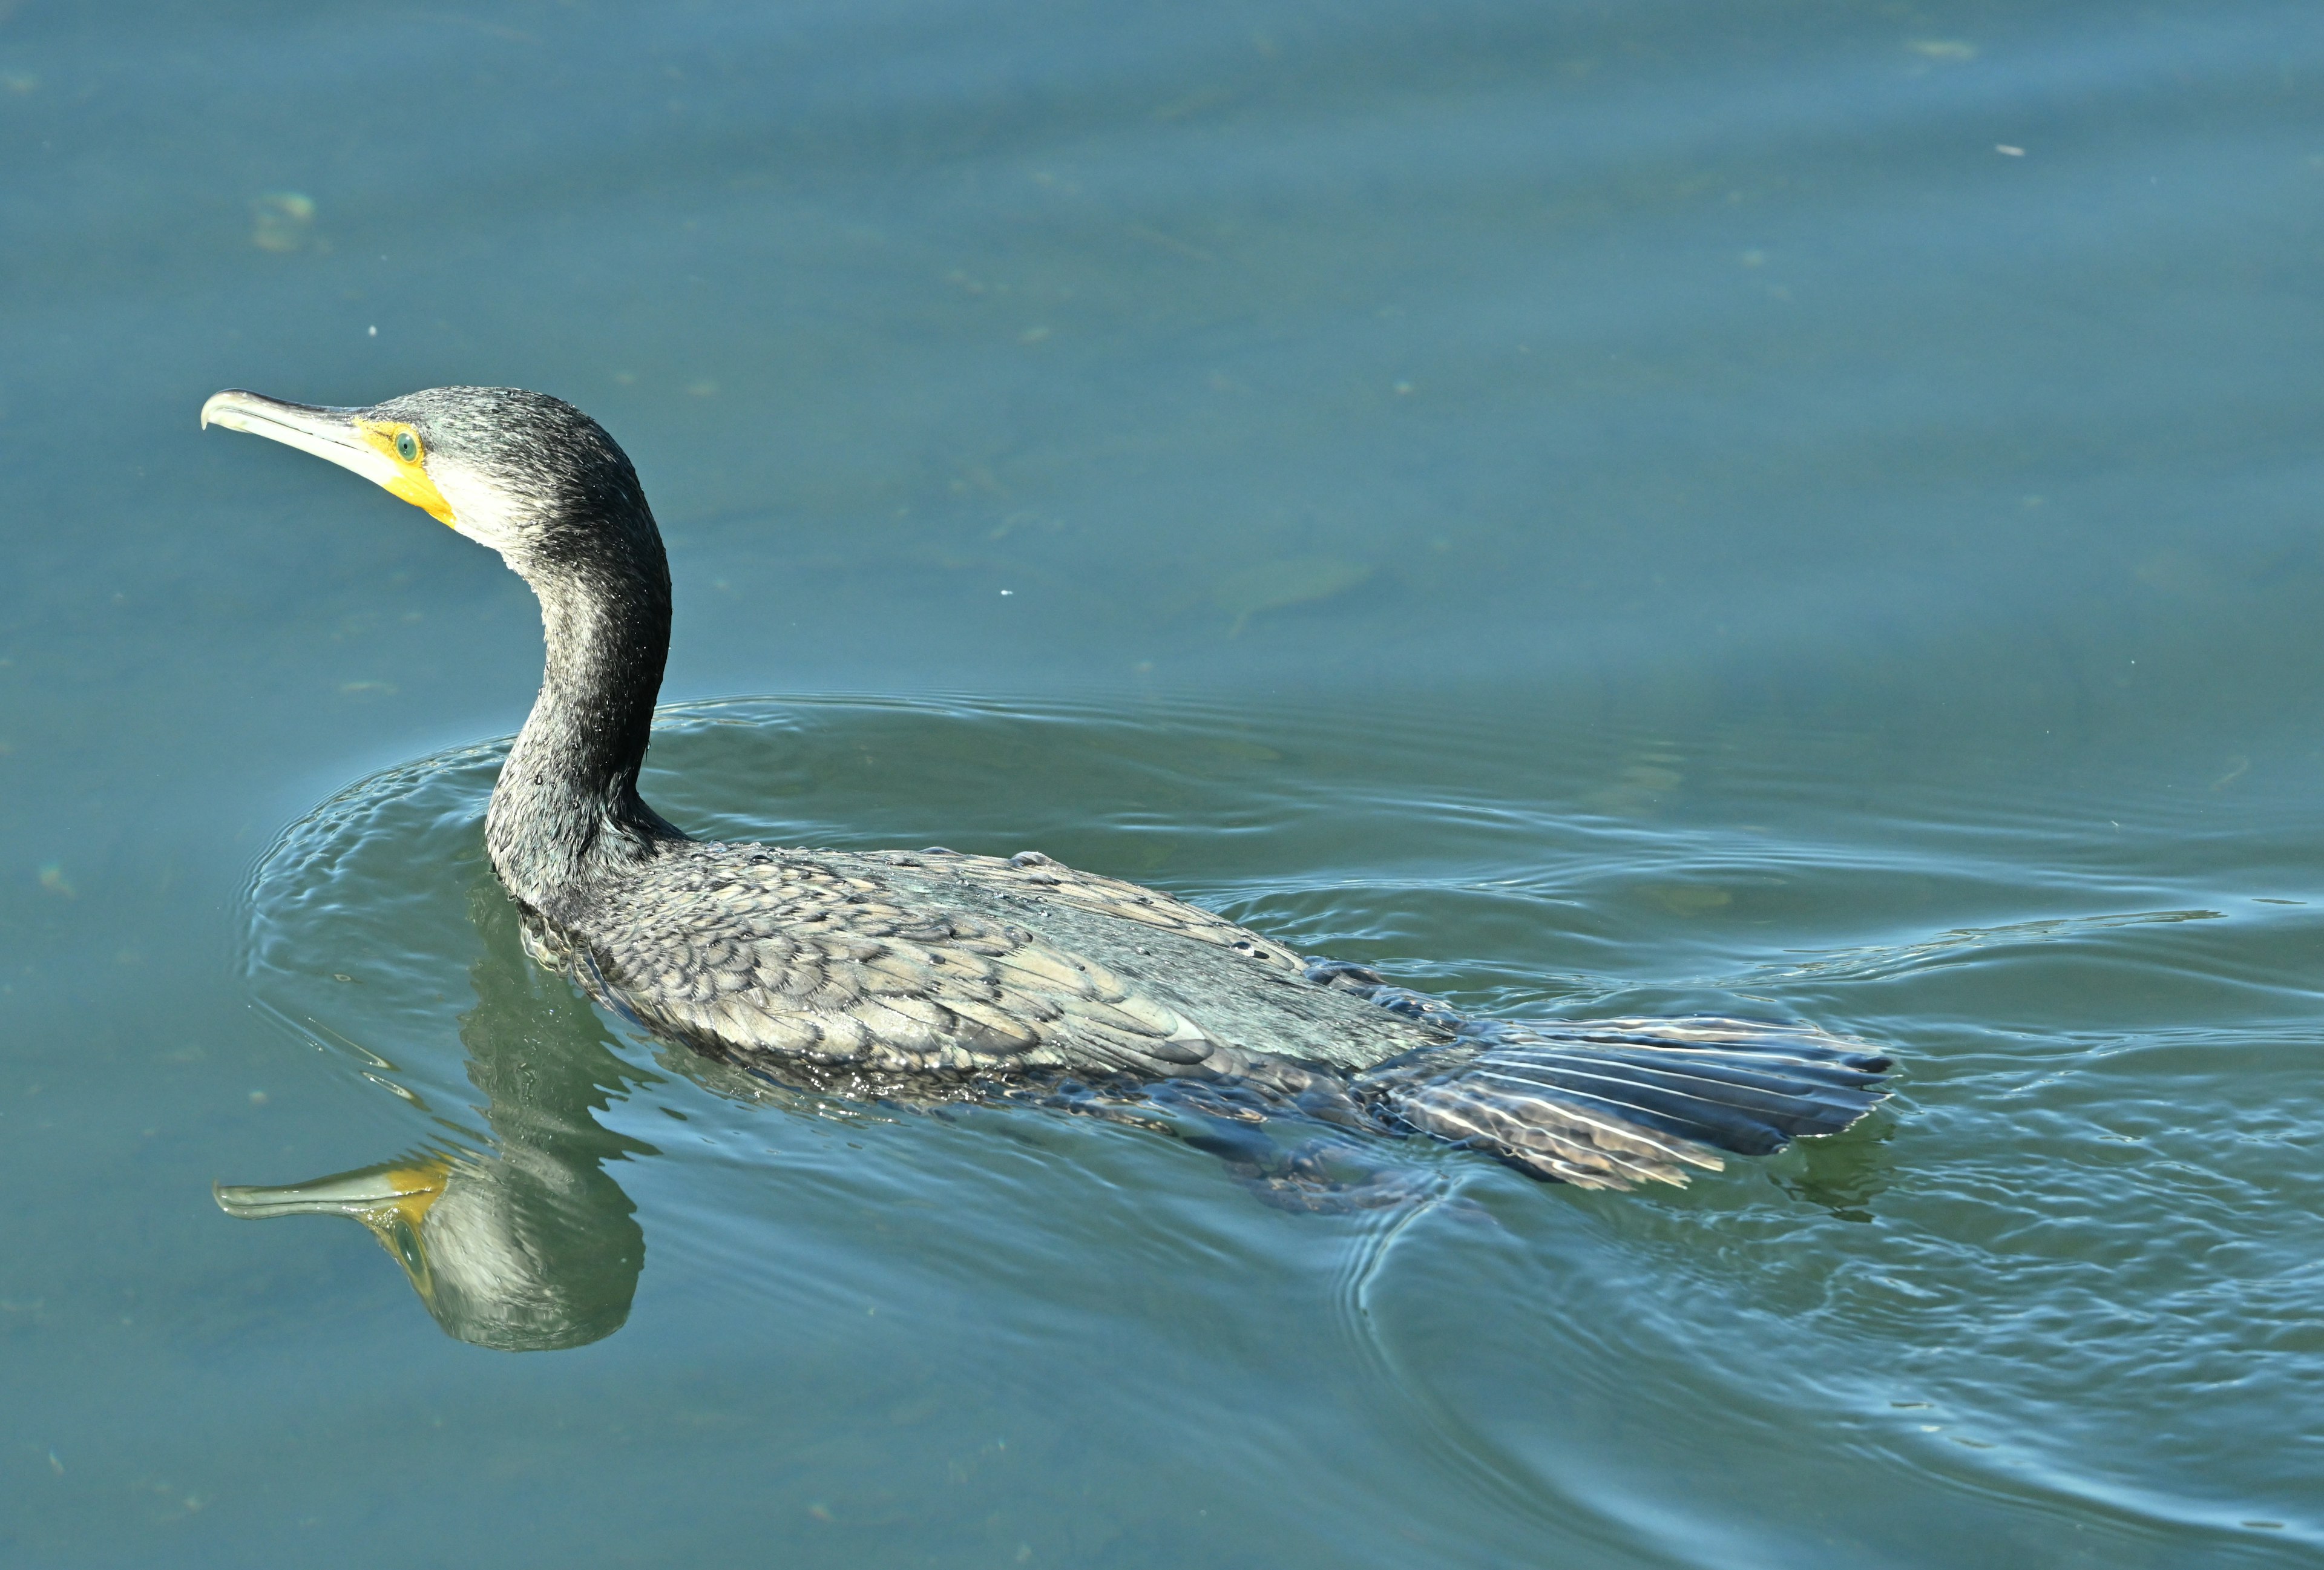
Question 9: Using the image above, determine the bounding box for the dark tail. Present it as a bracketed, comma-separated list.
[1353, 1012, 1894, 1191]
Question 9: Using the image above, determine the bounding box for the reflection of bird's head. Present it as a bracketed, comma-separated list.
[216, 1148, 638, 1352]
[200, 386, 660, 580]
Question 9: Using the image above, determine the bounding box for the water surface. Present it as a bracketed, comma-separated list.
[2, 1, 2321, 1565]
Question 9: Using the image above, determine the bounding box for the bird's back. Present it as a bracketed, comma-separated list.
[551, 841, 1442, 1087]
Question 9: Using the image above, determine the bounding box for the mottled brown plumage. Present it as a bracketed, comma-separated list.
[524, 842, 1400, 1085]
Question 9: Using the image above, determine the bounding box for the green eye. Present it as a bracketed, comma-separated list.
[394, 430, 419, 462]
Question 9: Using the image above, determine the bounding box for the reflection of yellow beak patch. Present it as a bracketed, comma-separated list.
[372, 1157, 453, 1230]
[355, 421, 456, 525]
[353, 1155, 455, 1304]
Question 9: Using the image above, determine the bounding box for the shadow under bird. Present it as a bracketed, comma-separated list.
[202, 385, 1894, 1195]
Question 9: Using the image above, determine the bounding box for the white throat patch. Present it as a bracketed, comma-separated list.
[428, 459, 537, 557]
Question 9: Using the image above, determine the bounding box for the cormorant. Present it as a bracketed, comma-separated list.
[202, 385, 1892, 1192]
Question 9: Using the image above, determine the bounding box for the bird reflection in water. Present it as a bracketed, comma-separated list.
[216, 890, 657, 1352]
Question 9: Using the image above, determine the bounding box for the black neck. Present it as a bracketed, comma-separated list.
[485, 516, 682, 918]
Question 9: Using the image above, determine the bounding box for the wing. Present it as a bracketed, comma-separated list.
[585, 847, 1243, 1080]
[936, 849, 1308, 976]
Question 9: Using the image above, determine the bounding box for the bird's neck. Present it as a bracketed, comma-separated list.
[485, 533, 682, 919]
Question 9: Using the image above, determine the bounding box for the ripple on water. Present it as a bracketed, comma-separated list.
[240, 694, 2323, 1563]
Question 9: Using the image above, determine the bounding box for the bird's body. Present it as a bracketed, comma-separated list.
[537, 840, 1387, 1083]
[203, 383, 1895, 1192]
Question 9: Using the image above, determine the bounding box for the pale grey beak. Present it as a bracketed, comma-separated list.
[199, 389, 399, 487]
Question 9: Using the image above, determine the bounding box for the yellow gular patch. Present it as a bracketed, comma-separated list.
[372, 1157, 453, 1231]
[351, 1155, 453, 1301]
[355, 420, 457, 525]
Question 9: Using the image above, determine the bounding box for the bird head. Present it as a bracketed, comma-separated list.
[200, 385, 657, 571]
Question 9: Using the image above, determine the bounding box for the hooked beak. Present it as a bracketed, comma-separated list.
[201, 389, 456, 525]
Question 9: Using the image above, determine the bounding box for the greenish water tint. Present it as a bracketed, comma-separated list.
[4, 1, 2323, 1564]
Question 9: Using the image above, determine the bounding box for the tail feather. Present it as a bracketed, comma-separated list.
[1359, 1014, 1894, 1190]
[1465, 1049, 1883, 1151]
[1391, 1076, 1728, 1190]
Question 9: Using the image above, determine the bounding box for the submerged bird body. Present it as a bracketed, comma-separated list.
[204, 384, 1893, 1192]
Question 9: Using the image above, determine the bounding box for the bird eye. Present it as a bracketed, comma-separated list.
[395, 430, 420, 462]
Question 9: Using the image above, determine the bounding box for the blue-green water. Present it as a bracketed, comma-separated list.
[5, 1, 2323, 1563]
